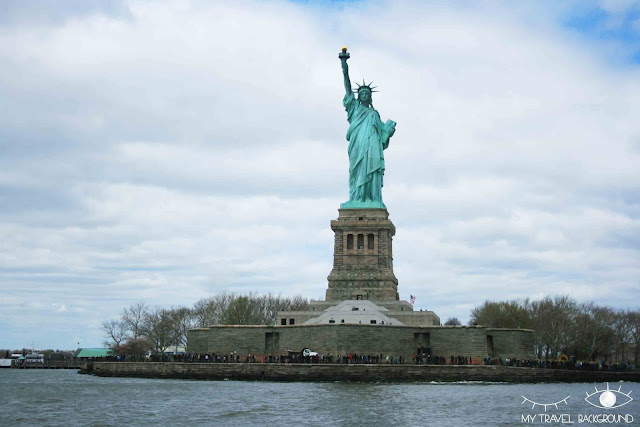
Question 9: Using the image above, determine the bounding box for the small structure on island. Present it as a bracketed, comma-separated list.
[187, 48, 534, 361]
[74, 348, 112, 360]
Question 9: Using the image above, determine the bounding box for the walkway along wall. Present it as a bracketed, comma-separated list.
[187, 324, 534, 360]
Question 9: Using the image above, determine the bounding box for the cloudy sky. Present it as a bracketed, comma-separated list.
[1, 0, 639, 350]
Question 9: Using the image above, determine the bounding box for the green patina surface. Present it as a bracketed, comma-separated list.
[340, 199, 387, 209]
[339, 48, 396, 210]
[75, 348, 112, 358]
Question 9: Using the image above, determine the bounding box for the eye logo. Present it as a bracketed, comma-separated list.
[521, 395, 570, 412]
[585, 383, 633, 409]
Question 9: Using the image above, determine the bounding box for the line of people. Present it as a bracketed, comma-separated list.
[110, 352, 639, 371]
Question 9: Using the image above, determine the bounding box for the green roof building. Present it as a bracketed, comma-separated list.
[74, 348, 112, 358]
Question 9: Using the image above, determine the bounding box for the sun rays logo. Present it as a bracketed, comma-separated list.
[521, 395, 570, 412]
[584, 383, 633, 409]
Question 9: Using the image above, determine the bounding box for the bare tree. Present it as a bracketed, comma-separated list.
[290, 295, 312, 311]
[569, 302, 600, 360]
[530, 296, 577, 360]
[469, 299, 531, 329]
[589, 305, 616, 362]
[141, 307, 174, 354]
[444, 317, 462, 326]
[612, 310, 633, 363]
[116, 337, 152, 361]
[192, 292, 311, 327]
[222, 294, 266, 325]
[469, 295, 628, 362]
[192, 293, 233, 327]
[101, 319, 129, 349]
[169, 306, 197, 349]
[629, 310, 640, 366]
[122, 301, 149, 339]
[257, 293, 311, 325]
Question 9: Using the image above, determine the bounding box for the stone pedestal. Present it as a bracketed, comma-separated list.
[325, 208, 399, 301]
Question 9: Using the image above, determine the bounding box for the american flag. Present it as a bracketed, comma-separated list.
[410, 294, 416, 305]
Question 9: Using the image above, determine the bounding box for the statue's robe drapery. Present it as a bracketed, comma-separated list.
[343, 92, 392, 206]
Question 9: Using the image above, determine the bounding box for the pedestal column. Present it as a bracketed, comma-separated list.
[325, 208, 399, 301]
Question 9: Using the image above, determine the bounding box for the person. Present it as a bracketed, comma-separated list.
[340, 49, 396, 208]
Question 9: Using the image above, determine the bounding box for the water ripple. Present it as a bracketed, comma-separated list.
[0, 369, 638, 426]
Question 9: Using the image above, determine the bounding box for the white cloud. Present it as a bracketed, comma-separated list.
[0, 0, 639, 349]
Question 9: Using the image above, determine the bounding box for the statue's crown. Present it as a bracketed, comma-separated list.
[354, 79, 378, 93]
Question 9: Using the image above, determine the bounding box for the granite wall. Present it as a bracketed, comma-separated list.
[87, 362, 640, 383]
[187, 324, 535, 360]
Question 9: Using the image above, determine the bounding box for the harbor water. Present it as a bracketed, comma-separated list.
[1, 369, 638, 426]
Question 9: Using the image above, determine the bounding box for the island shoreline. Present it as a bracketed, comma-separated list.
[82, 362, 640, 383]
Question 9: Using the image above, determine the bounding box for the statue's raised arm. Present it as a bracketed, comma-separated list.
[339, 46, 351, 96]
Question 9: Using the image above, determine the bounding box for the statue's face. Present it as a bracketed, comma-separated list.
[358, 89, 372, 104]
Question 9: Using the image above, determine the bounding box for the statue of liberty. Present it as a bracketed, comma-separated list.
[339, 47, 396, 209]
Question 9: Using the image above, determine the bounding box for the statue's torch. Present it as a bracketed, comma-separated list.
[339, 46, 350, 60]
